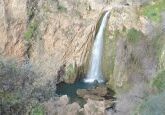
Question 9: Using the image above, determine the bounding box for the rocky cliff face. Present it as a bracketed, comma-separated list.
[1, 0, 165, 114]
[104, 1, 165, 114]
[0, 0, 27, 57]
[0, 0, 109, 85]
[0, 0, 148, 85]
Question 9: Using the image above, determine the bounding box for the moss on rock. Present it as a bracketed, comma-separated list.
[102, 29, 119, 83]
[24, 20, 38, 41]
[64, 63, 78, 84]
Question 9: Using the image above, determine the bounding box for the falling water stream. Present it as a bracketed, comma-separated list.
[84, 11, 110, 83]
[56, 11, 112, 106]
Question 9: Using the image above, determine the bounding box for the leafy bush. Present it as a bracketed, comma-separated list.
[31, 104, 45, 115]
[127, 28, 142, 44]
[141, 0, 165, 22]
[0, 59, 57, 114]
[0, 59, 35, 114]
[57, 4, 67, 12]
[24, 20, 38, 41]
[152, 70, 165, 92]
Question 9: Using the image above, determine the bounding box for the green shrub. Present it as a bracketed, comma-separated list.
[31, 104, 45, 115]
[0, 59, 35, 114]
[141, 0, 165, 22]
[135, 92, 165, 115]
[152, 70, 165, 92]
[127, 28, 142, 44]
[24, 20, 38, 41]
[57, 4, 67, 12]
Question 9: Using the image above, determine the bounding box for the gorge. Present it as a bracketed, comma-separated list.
[0, 0, 165, 115]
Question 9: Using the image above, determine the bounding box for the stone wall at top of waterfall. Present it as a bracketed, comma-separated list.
[84, 11, 110, 83]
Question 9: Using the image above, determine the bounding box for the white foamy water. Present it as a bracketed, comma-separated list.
[84, 11, 110, 83]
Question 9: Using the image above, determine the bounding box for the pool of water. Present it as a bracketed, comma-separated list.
[56, 80, 105, 105]
[56, 80, 104, 97]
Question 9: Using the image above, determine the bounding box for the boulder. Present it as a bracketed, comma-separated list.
[77, 86, 108, 99]
[83, 99, 105, 115]
[44, 95, 81, 115]
[84, 94, 105, 101]
[76, 86, 115, 109]
[43, 95, 114, 115]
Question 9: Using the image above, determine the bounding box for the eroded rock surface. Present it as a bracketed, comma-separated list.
[77, 86, 115, 110]
[1, 0, 164, 115]
[0, 0, 102, 85]
[44, 95, 81, 115]
[43, 95, 112, 115]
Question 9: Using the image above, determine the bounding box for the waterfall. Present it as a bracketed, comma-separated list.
[84, 11, 110, 83]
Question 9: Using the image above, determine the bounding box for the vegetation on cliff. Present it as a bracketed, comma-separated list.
[134, 31, 165, 115]
[152, 70, 165, 92]
[24, 20, 38, 41]
[141, 0, 165, 22]
[136, 92, 165, 115]
[135, 70, 165, 115]
[1, 0, 165, 114]
[0, 59, 57, 114]
[127, 28, 142, 44]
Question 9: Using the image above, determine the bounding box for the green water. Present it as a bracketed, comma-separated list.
[56, 80, 102, 97]
[56, 80, 105, 105]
